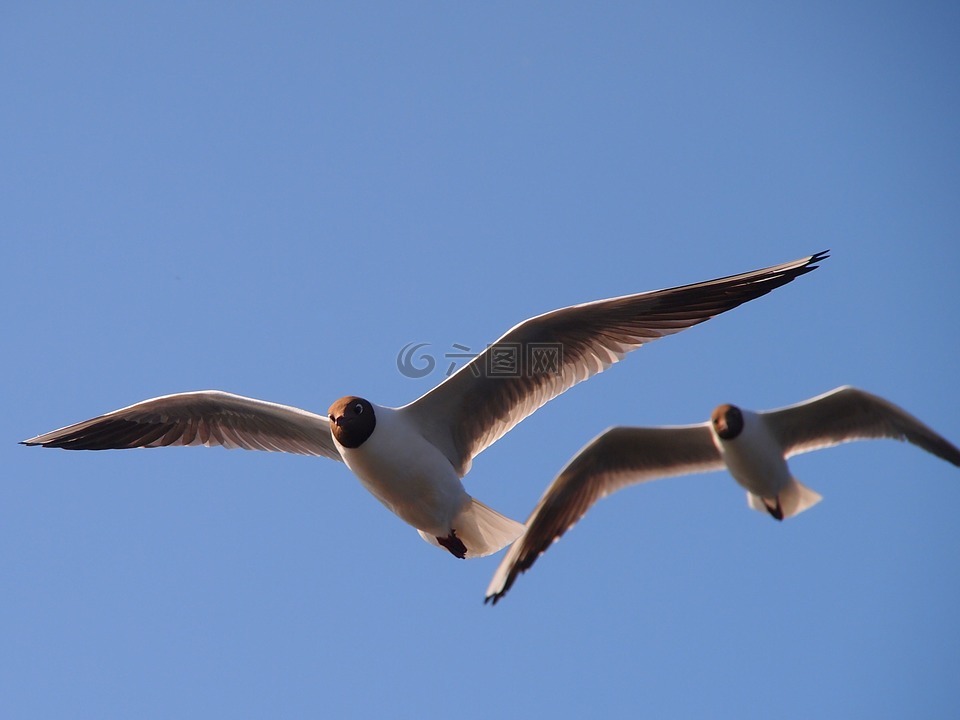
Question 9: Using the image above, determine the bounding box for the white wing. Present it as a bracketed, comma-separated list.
[22, 390, 343, 460]
[763, 386, 960, 465]
[404, 251, 827, 476]
[486, 423, 721, 604]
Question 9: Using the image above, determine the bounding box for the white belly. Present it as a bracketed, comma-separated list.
[714, 411, 791, 497]
[336, 405, 469, 535]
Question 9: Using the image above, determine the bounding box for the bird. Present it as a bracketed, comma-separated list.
[22, 251, 827, 560]
[486, 385, 960, 603]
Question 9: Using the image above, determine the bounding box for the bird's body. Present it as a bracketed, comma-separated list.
[22, 251, 828, 560]
[329, 401, 517, 557]
[712, 405, 821, 519]
[335, 403, 466, 537]
[716, 408, 791, 496]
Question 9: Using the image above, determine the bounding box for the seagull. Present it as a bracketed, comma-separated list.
[486, 385, 960, 603]
[22, 251, 827, 560]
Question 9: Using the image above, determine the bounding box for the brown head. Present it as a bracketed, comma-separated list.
[711, 403, 744, 440]
[328, 396, 376, 449]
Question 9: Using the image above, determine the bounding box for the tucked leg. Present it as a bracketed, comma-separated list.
[764, 497, 784, 521]
[437, 530, 468, 559]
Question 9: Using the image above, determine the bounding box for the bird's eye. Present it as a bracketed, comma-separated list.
[354, 402, 363, 414]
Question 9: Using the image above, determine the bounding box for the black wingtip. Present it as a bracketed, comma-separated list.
[809, 249, 830, 266]
[484, 574, 520, 606]
[791, 249, 829, 276]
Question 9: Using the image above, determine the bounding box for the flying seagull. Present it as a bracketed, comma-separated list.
[486, 385, 960, 603]
[23, 251, 827, 560]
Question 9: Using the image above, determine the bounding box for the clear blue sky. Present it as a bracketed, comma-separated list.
[3, 3, 959, 718]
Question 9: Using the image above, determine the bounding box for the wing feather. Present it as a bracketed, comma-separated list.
[486, 423, 721, 603]
[406, 251, 827, 476]
[765, 386, 960, 464]
[21, 390, 342, 461]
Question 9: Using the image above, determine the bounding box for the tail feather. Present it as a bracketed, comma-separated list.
[747, 478, 822, 520]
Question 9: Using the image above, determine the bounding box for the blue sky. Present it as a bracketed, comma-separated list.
[3, 3, 959, 718]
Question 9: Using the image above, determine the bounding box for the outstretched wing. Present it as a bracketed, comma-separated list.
[22, 390, 342, 460]
[406, 251, 828, 476]
[764, 386, 960, 465]
[485, 423, 721, 604]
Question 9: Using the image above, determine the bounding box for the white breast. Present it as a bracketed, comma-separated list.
[335, 405, 469, 535]
[713, 409, 792, 497]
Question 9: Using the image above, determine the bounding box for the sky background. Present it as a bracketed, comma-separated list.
[3, 3, 959, 718]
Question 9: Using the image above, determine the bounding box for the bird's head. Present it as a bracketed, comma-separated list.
[328, 396, 376, 448]
[711, 403, 744, 440]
